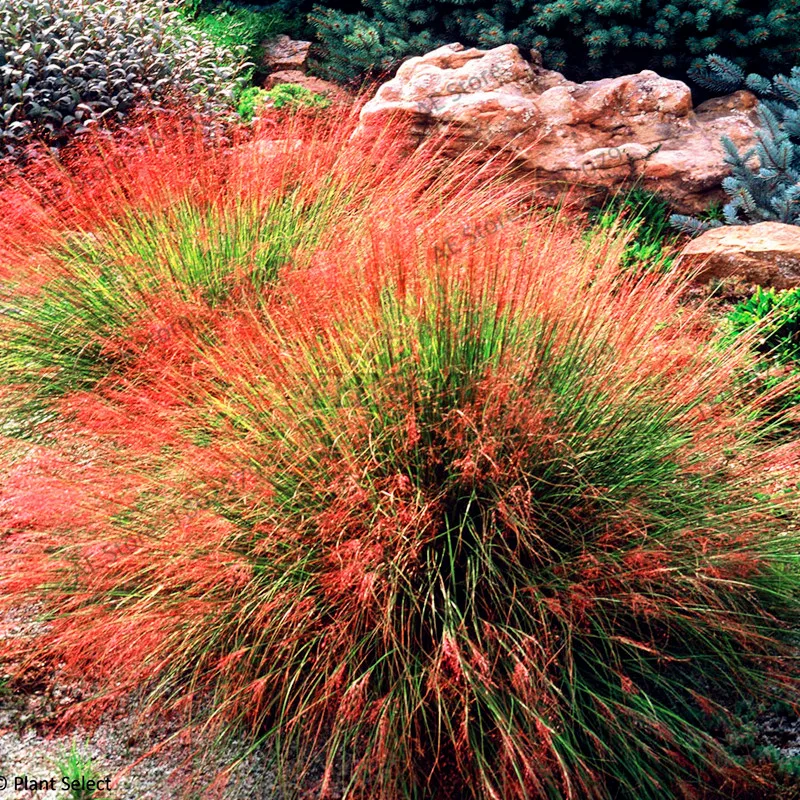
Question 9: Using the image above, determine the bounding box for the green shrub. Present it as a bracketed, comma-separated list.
[723, 286, 800, 428]
[0, 111, 442, 420]
[238, 83, 330, 119]
[270, 82, 330, 108]
[1, 194, 326, 405]
[0, 0, 246, 156]
[310, 0, 799, 82]
[237, 86, 269, 120]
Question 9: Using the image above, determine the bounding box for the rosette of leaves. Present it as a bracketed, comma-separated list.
[671, 55, 800, 235]
[0, 0, 247, 156]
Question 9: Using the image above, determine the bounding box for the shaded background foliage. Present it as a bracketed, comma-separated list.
[307, 0, 800, 81]
[181, 0, 800, 82]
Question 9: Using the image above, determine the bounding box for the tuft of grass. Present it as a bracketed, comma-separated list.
[174, 211, 800, 800]
[56, 744, 109, 800]
[0, 115, 798, 800]
[0, 105, 434, 421]
[0, 196, 313, 404]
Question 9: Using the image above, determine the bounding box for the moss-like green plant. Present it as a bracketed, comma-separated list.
[269, 82, 331, 109]
[727, 286, 800, 364]
[237, 86, 270, 120]
[238, 82, 331, 120]
[720, 286, 800, 431]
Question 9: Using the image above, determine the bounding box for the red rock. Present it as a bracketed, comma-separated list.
[678, 222, 800, 288]
[354, 43, 759, 214]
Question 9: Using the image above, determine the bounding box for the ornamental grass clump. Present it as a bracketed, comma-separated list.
[0, 105, 453, 416]
[2, 172, 799, 799]
[160, 211, 800, 800]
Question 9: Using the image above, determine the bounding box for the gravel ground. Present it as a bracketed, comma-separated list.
[756, 709, 800, 760]
[0, 719, 279, 800]
[0, 607, 284, 800]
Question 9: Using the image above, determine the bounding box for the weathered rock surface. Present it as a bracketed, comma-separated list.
[263, 35, 311, 72]
[354, 43, 759, 213]
[678, 222, 800, 288]
[264, 69, 346, 102]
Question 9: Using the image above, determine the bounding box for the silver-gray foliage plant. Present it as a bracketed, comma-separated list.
[0, 0, 247, 155]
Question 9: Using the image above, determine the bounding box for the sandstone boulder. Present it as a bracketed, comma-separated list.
[354, 43, 759, 214]
[678, 222, 800, 289]
[263, 35, 312, 72]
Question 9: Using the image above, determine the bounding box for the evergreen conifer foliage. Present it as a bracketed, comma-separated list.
[671, 56, 800, 235]
[310, 0, 799, 82]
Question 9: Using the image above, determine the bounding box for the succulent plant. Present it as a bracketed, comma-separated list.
[0, 0, 247, 155]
